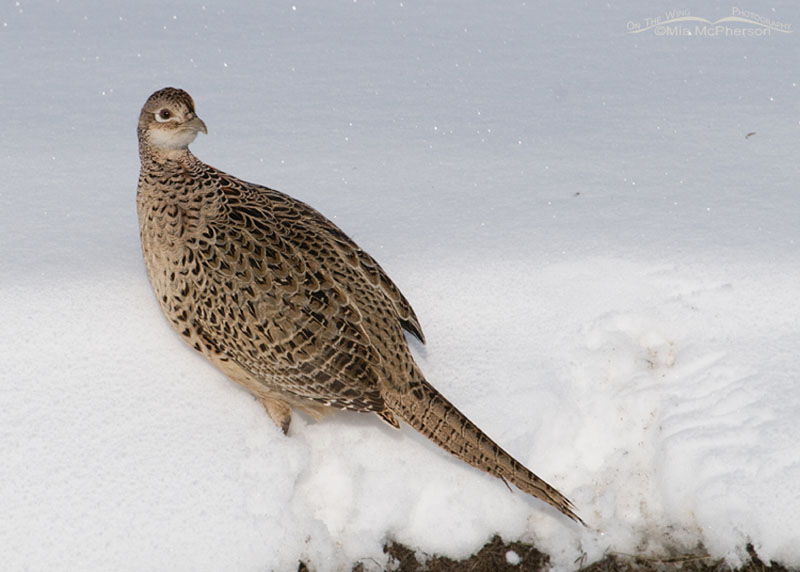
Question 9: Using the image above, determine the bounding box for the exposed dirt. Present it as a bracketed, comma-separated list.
[297, 537, 797, 572]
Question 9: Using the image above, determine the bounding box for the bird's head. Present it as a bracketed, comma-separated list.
[138, 87, 208, 159]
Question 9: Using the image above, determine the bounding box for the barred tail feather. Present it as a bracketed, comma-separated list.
[384, 379, 584, 524]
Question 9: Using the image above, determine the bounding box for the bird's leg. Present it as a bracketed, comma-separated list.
[260, 397, 293, 435]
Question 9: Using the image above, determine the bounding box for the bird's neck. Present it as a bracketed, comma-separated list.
[137, 125, 203, 169]
[139, 144, 202, 172]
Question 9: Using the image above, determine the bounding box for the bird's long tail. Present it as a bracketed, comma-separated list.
[383, 378, 584, 524]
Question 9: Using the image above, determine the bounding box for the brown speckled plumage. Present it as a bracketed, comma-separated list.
[136, 87, 582, 524]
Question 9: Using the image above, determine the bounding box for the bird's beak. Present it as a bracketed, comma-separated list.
[184, 115, 208, 135]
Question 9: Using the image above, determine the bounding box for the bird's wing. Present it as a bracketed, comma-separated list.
[189, 173, 416, 411]
[266, 188, 425, 344]
[305, 213, 426, 344]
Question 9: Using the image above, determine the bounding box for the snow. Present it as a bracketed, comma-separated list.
[1, 1, 799, 570]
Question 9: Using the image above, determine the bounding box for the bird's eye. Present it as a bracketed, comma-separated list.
[155, 109, 172, 122]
